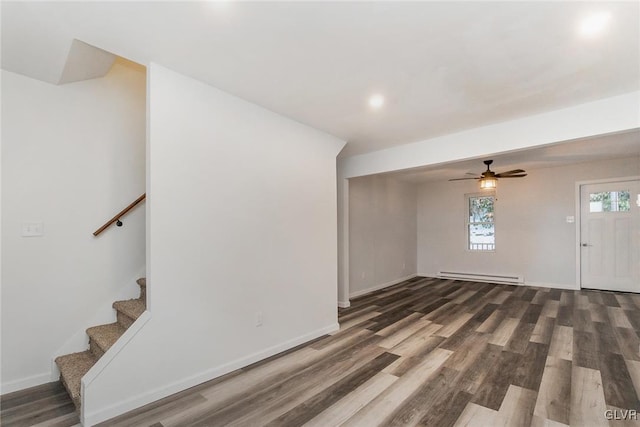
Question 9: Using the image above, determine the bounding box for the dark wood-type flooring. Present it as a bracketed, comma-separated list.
[3, 277, 640, 426]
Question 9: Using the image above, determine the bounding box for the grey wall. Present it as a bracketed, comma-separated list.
[417, 156, 640, 288]
[349, 175, 417, 296]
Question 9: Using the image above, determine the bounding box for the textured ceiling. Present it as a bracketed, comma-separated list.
[2, 1, 639, 157]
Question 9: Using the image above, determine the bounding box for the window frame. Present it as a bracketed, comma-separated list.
[465, 192, 496, 252]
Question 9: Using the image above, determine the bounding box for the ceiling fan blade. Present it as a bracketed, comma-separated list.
[465, 172, 478, 176]
[448, 177, 480, 181]
[495, 174, 527, 178]
[495, 169, 525, 176]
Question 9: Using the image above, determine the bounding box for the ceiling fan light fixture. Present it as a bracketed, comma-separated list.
[480, 176, 497, 189]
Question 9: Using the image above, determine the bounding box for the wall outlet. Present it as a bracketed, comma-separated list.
[361, 271, 365, 279]
[255, 311, 263, 327]
[403, 262, 406, 270]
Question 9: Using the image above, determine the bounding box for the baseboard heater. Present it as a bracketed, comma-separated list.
[438, 271, 524, 285]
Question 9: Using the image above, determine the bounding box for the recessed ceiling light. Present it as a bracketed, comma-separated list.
[369, 94, 385, 109]
[578, 11, 611, 38]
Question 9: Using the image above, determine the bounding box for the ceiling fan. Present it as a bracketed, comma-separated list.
[449, 160, 527, 189]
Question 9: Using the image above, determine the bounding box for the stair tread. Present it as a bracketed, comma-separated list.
[113, 298, 146, 320]
[137, 277, 146, 288]
[86, 323, 126, 353]
[55, 351, 97, 401]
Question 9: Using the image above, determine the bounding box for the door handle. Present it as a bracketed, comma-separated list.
[581, 243, 592, 247]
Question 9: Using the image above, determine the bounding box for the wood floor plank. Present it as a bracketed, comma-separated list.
[570, 366, 609, 427]
[0, 383, 67, 411]
[476, 309, 506, 334]
[608, 307, 634, 329]
[575, 293, 590, 310]
[195, 336, 387, 426]
[443, 333, 490, 373]
[613, 326, 640, 362]
[378, 317, 432, 349]
[625, 359, 640, 399]
[530, 415, 569, 427]
[265, 352, 399, 426]
[385, 366, 460, 427]
[615, 294, 638, 310]
[533, 356, 572, 425]
[417, 389, 473, 427]
[601, 293, 621, 307]
[494, 385, 537, 427]
[455, 343, 502, 396]
[504, 321, 535, 354]
[341, 348, 452, 426]
[623, 309, 640, 331]
[540, 300, 560, 319]
[593, 321, 622, 355]
[388, 323, 443, 357]
[488, 317, 520, 347]
[453, 402, 498, 427]
[302, 372, 397, 427]
[598, 351, 640, 410]
[590, 303, 610, 323]
[512, 341, 549, 391]
[434, 313, 474, 338]
[471, 349, 521, 410]
[573, 330, 599, 370]
[10, 278, 638, 427]
[531, 316, 555, 345]
[30, 412, 80, 427]
[548, 325, 573, 361]
[375, 312, 423, 337]
[490, 291, 512, 305]
[522, 304, 543, 324]
[556, 305, 573, 327]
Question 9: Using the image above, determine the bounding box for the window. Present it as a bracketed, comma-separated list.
[467, 194, 495, 251]
[589, 190, 630, 212]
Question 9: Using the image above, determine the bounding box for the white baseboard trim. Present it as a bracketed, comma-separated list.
[337, 300, 351, 308]
[1, 372, 51, 395]
[82, 322, 339, 426]
[420, 273, 580, 291]
[525, 281, 580, 291]
[349, 274, 417, 299]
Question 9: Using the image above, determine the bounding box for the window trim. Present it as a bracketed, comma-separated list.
[465, 192, 496, 252]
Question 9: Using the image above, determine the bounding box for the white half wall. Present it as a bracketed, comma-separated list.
[1, 59, 146, 393]
[82, 64, 345, 425]
[417, 156, 640, 288]
[349, 175, 417, 297]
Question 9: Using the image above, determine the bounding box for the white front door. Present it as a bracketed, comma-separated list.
[580, 179, 640, 292]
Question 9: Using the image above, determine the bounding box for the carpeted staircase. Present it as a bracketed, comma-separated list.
[55, 278, 146, 410]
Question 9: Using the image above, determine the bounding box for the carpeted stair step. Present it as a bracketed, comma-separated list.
[137, 277, 146, 300]
[55, 351, 97, 410]
[113, 298, 146, 329]
[87, 323, 126, 359]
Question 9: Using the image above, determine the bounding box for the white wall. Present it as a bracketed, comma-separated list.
[1, 59, 146, 393]
[417, 156, 640, 288]
[349, 175, 417, 297]
[83, 64, 345, 425]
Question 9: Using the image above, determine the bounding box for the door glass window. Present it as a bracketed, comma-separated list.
[589, 191, 630, 212]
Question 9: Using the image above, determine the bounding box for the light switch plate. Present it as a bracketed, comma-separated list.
[566, 216, 575, 223]
[22, 222, 44, 237]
